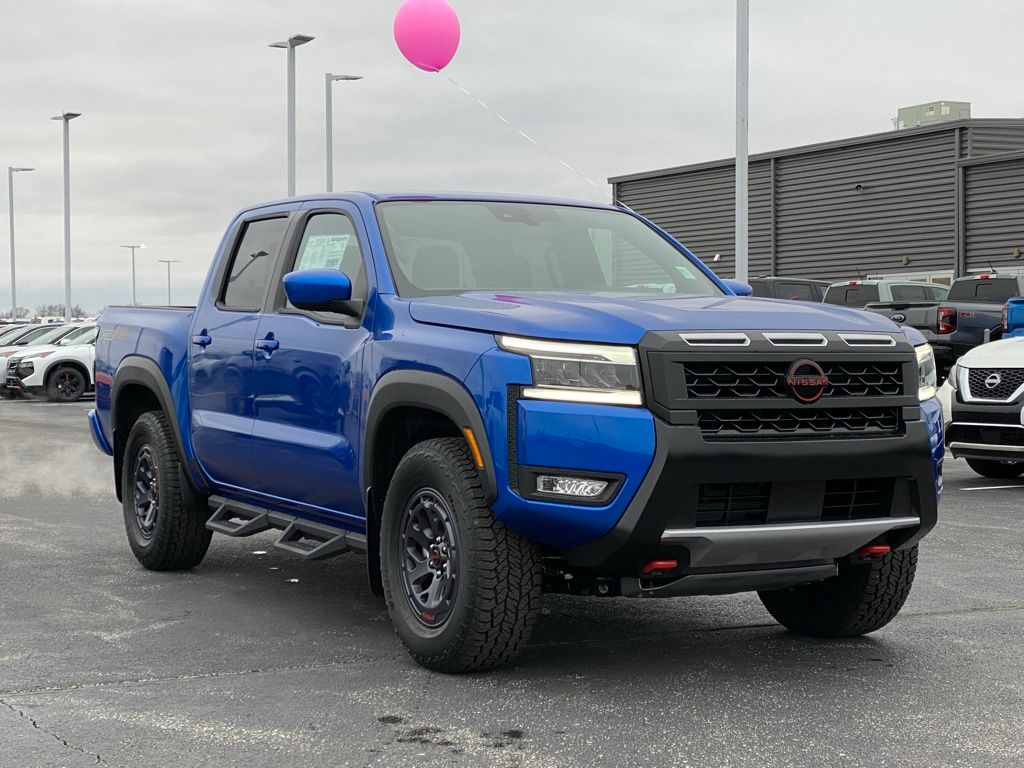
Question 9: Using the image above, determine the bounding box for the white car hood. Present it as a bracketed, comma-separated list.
[958, 337, 1024, 368]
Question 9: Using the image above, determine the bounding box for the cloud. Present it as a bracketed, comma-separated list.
[0, 0, 1022, 312]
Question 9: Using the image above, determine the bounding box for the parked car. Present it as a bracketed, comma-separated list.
[933, 274, 1024, 362]
[90, 192, 942, 672]
[748, 277, 830, 301]
[5, 324, 98, 401]
[938, 335, 1024, 478]
[0, 323, 81, 361]
[823, 279, 949, 309]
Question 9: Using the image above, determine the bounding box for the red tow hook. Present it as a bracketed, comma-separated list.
[641, 559, 678, 575]
[857, 543, 891, 559]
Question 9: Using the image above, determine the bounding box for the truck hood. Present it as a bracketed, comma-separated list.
[958, 336, 1024, 367]
[408, 291, 902, 344]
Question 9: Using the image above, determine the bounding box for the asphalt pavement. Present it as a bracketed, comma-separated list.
[1, 398, 1022, 768]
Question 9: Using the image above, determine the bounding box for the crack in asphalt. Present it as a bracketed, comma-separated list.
[1, 697, 106, 764]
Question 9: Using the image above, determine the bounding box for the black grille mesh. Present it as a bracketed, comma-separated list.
[694, 479, 894, 527]
[695, 483, 771, 526]
[947, 424, 1024, 447]
[967, 368, 1024, 401]
[684, 361, 904, 400]
[822, 479, 894, 521]
[699, 408, 901, 439]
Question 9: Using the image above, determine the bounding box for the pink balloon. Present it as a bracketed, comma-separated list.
[394, 0, 461, 72]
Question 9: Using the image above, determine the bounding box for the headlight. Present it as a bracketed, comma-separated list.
[916, 344, 937, 401]
[496, 335, 642, 406]
[16, 360, 34, 376]
[946, 363, 959, 391]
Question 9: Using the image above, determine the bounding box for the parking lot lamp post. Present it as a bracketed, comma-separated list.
[121, 244, 144, 305]
[51, 112, 81, 319]
[325, 73, 363, 192]
[7, 166, 33, 317]
[269, 34, 315, 197]
[157, 259, 179, 305]
[734, 0, 749, 283]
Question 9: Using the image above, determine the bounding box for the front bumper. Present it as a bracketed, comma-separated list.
[947, 399, 1024, 463]
[565, 412, 940, 579]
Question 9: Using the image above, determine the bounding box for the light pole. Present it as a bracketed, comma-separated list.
[734, 0, 749, 282]
[157, 259, 179, 305]
[325, 73, 363, 192]
[121, 244, 144, 305]
[7, 166, 33, 317]
[269, 34, 315, 197]
[51, 111, 81, 319]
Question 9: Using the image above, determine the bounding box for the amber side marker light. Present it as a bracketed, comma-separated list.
[463, 428, 485, 469]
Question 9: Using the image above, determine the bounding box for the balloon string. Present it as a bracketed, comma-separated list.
[440, 73, 634, 211]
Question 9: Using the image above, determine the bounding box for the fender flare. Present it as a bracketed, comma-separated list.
[111, 356, 207, 502]
[363, 369, 497, 501]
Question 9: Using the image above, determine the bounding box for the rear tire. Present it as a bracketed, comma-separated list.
[46, 365, 87, 402]
[759, 546, 918, 637]
[121, 411, 212, 571]
[380, 437, 543, 673]
[965, 458, 1024, 479]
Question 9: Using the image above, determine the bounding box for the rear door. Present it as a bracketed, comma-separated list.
[249, 205, 373, 524]
[189, 213, 291, 491]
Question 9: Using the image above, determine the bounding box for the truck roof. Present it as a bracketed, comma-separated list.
[237, 191, 622, 216]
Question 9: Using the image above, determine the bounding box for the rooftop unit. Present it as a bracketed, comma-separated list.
[896, 101, 971, 130]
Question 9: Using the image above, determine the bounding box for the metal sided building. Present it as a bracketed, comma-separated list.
[609, 118, 1024, 285]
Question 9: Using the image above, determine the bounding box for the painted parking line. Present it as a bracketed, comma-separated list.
[961, 484, 1024, 492]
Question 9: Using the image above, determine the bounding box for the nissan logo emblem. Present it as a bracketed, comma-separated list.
[890, 313, 907, 324]
[985, 372, 1002, 389]
[786, 360, 830, 403]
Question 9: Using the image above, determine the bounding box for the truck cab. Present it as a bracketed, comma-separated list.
[90, 193, 943, 672]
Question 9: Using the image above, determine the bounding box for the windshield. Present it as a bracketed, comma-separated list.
[59, 325, 98, 345]
[15, 325, 74, 346]
[376, 201, 722, 298]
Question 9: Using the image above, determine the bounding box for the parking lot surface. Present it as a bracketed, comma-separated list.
[1, 398, 1022, 768]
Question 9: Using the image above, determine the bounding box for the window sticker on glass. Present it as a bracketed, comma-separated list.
[675, 265, 695, 279]
[298, 234, 350, 270]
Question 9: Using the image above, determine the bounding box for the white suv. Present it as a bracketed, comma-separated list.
[4, 325, 98, 402]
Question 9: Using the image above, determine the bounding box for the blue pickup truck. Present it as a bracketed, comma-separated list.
[90, 192, 943, 672]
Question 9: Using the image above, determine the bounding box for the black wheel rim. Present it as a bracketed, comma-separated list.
[400, 488, 460, 628]
[132, 445, 159, 539]
[56, 371, 83, 399]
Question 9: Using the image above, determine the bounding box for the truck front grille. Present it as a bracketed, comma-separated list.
[683, 361, 903, 400]
[698, 407, 902, 439]
[694, 479, 895, 527]
[966, 368, 1024, 401]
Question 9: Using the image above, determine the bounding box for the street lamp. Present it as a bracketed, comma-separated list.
[7, 166, 33, 317]
[121, 244, 145, 305]
[51, 111, 82, 319]
[157, 259, 180, 305]
[734, 0, 749, 282]
[269, 34, 315, 197]
[325, 73, 363, 192]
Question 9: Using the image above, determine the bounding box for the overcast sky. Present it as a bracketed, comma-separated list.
[2, 0, 1022, 312]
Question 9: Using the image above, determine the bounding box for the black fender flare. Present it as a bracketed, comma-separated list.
[111, 356, 207, 503]
[363, 369, 497, 502]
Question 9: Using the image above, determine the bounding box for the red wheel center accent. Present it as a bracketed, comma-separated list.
[430, 549, 442, 566]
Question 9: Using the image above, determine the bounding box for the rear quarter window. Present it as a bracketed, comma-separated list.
[823, 285, 880, 306]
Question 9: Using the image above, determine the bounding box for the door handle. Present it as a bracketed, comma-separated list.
[255, 334, 279, 358]
[191, 332, 212, 349]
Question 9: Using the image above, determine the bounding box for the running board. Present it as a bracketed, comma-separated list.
[206, 495, 367, 561]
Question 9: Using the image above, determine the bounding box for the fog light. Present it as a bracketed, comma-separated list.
[536, 475, 608, 498]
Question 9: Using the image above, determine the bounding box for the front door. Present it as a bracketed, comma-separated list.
[189, 213, 290, 491]
[249, 206, 372, 525]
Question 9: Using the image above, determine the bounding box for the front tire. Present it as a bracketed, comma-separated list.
[759, 546, 918, 637]
[121, 411, 212, 571]
[380, 437, 543, 673]
[47, 365, 86, 402]
[965, 458, 1024, 479]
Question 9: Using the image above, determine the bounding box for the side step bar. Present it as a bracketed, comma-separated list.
[206, 495, 367, 561]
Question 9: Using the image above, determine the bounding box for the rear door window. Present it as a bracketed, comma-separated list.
[221, 217, 290, 310]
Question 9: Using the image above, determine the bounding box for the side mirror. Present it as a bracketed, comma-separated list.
[283, 268, 359, 316]
[721, 278, 753, 297]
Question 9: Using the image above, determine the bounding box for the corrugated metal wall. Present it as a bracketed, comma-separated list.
[773, 130, 955, 279]
[612, 120, 1024, 281]
[964, 156, 1024, 272]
